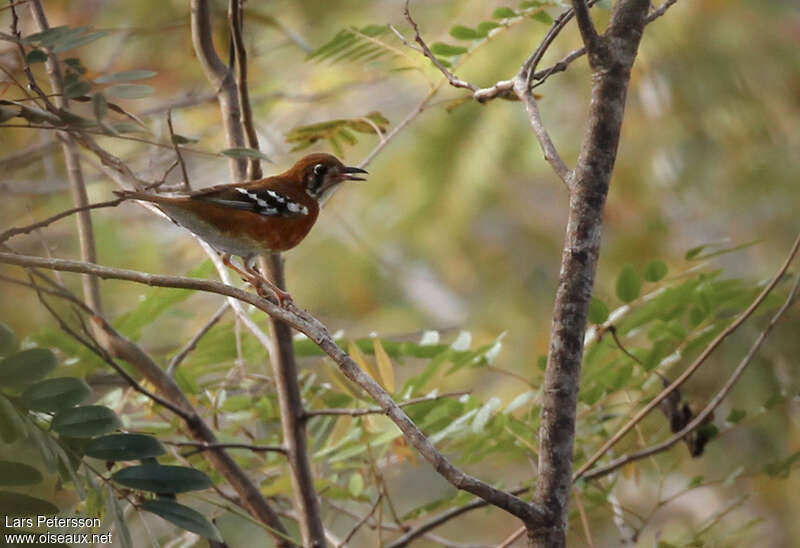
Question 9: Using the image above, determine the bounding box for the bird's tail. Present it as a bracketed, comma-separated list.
[113, 189, 165, 203]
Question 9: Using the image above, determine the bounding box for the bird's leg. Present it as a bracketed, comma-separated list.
[244, 255, 294, 307]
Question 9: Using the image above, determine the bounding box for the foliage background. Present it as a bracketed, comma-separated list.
[1, 0, 799, 546]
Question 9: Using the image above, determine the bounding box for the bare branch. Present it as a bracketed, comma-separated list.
[189, 0, 246, 181]
[259, 254, 327, 548]
[403, 0, 477, 92]
[570, 0, 602, 58]
[166, 109, 191, 190]
[0, 250, 544, 524]
[575, 231, 800, 481]
[512, 76, 571, 185]
[164, 440, 287, 455]
[338, 493, 383, 548]
[531, 1, 651, 545]
[581, 265, 800, 482]
[304, 391, 470, 418]
[0, 199, 124, 244]
[229, 0, 262, 180]
[27, 0, 103, 313]
[384, 486, 531, 548]
[167, 302, 230, 376]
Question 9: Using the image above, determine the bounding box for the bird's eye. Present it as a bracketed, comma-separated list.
[313, 164, 327, 177]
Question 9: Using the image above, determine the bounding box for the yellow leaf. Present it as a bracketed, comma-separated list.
[348, 341, 382, 386]
[324, 360, 360, 399]
[328, 415, 354, 446]
[373, 339, 395, 393]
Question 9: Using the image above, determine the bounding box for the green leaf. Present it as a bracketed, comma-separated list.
[0, 491, 58, 517]
[52, 405, 121, 438]
[92, 92, 108, 121]
[493, 7, 517, 18]
[23, 26, 79, 47]
[449, 25, 481, 40]
[85, 433, 166, 461]
[52, 30, 109, 53]
[529, 10, 553, 24]
[0, 395, 25, 443]
[94, 70, 157, 84]
[105, 84, 155, 99]
[0, 348, 57, 388]
[0, 323, 16, 356]
[644, 260, 669, 282]
[104, 84, 154, 100]
[430, 42, 468, 56]
[171, 134, 198, 144]
[25, 49, 48, 64]
[476, 21, 501, 36]
[348, 473, 364, 497]
[111, 464, 213, 494]
[220, 147, 271, 161]
[763, 451, 800, 479]
[140, 499, 222, 541]
[616, 264, 642, 303]
[726, 408, 746, 424]
[0, 461, 43, 486]
[64, 79, 91, 99]
[22, 377, 91, 412]
[588, 298, 610, 324]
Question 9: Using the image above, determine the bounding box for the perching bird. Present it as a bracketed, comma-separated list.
[114, 153, 367, 305]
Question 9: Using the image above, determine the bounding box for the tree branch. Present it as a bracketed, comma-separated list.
[575, 231, 800, 481]
[164, 440, 288, 455]
[189, 0, 246, 181]
[403, 0, 477, 92]
[0, 199, 124, 244]
[0, 250, 545, 524]
[228, 0, 262, 180]
[530, 0, 651, 545]
[26, 0, 103, 314]
[304, 391, 470, 418]
[167, 302, 229, 376]
[570, 0, 602, 59]
[512, 76, 571, 185]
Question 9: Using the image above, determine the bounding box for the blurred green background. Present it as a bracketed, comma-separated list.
[1, 0, 799, 546]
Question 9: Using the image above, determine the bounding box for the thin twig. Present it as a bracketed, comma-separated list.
[570, 0, 602, 56]
[338, 493, 383, 548]
[304, 391, 469, 418]
[385, 486, 531, 548]
[512, 76, 571, 185]
[164, 440, 287, 455]
[583, 270, 800, 481]
[229, 0, 262, 180]
[166, 109, 191, 190]
[167, 302, 230, 376]
[0, 198, 124, 243]
[496, 526, 525, 548]
[403, 0, 477, 92]
[575, 231, 800, 480]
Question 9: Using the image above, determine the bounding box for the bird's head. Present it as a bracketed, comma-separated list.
[287, 153, 367, 203]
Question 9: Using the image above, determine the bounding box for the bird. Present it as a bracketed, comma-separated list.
[114, 153, 367, 306]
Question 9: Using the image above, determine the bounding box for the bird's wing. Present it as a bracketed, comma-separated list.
[188, 185, 309, 218]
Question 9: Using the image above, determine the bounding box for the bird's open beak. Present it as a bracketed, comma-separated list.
[341, 166, 368, 181]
